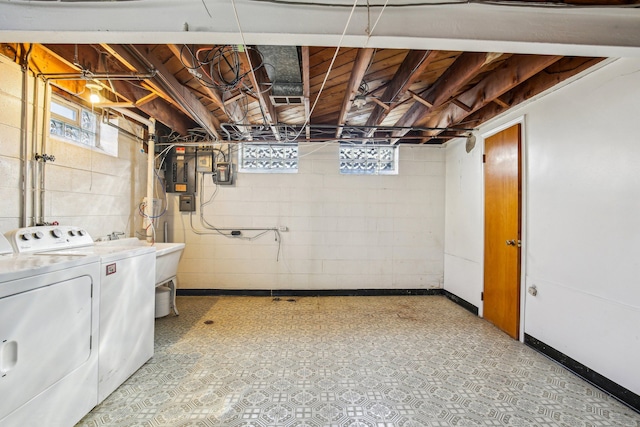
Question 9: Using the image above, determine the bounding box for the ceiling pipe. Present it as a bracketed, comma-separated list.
[111, 106, 154, 128]
[124, 44, 220, 140]
[36, 71, 157, 81]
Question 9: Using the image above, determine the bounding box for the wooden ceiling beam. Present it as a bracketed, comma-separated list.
[364, 50, 438, 137]
[390, 52, 495, 142]
[102, 44, 194, 119]
[243, 47, 280, 140]
[135, 92, 159, 106]
[464, 56, 605, 129]
[128, 45, 221, 139]
[168, 44, 251, 140]
[421, 54, 563, 139]
[17, 44, 84, 97]
[42, 44, 195, 135]
[167, 44, 224, 113]
[335, 48, 375, 138]
[408, 90, 433, 108]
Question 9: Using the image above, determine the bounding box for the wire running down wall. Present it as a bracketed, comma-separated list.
[168, 144, 445, 290]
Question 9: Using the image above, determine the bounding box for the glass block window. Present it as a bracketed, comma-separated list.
[339, 144, 398, 175]
[50, 96, 98, 149]
[239, 143, 298, 173]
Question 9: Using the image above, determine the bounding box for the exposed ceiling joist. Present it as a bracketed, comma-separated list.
[364, 50, 438, 137]
[423, 54, 563, 140]
[128, 45, 221, 139]
[243, 47, 280, 140]
[335, 48, 375, 138]
[102, 44, 196, 120]
[167, 45, 225, 113]
[464, 56, 605, 129]
[167, 44, 249, 139]
[42, 43, 195, 135]
[391, 52, 496, 143]
[7, 41, 604, 144]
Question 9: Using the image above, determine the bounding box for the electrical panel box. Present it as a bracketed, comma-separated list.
[179, 194, 196, 212]
[197, 151, 213, 173]
[213, 162, 234, 185]
[165, 146, 196, 193]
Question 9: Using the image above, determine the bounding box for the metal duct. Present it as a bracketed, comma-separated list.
[256, 46, 304, 106]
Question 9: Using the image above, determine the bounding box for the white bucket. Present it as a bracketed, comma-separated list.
[155, 286, 171, 318]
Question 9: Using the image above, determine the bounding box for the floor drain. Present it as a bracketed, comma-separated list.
[287, 299, 296, 303]
[203, 320, 214, 325]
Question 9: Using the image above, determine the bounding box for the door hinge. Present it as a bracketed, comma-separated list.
[481, 291, 484, 301]
[482, 154, 486, 163]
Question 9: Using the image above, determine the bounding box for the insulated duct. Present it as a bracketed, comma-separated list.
[257, 46, 304, 106]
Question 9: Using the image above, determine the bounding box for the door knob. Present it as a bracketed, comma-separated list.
[506, 240, 516, 246]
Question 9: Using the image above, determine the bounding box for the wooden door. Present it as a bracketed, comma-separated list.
[483, 124, 521, 339]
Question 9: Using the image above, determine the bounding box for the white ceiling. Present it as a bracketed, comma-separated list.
[1, 0, 640, 57]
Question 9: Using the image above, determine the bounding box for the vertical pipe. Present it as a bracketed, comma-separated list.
[39, 81, 51, 224]
[20, 55, 30, 227]
[31, 73, 39, 225]
[146, 118, 156, 243]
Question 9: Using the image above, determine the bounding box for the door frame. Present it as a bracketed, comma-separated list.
[480, 115, 528, 342]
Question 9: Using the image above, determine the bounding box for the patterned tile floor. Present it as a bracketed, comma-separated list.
[77, 296, 640, 427]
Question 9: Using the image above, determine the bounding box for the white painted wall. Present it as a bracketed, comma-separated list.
[168, 144, 445, 290]
[443, 57, 640, 395]
[0, 54, 148, 239]
[444, 137, 484, 313]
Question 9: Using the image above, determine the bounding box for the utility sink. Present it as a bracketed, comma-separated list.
[97, 238, 185, 286]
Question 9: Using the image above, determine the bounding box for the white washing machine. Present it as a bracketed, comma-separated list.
[0, 232, 100, 427]
[6, 226, 156, 404]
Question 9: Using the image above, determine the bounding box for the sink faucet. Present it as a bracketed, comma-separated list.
[108, 231, 126, 240]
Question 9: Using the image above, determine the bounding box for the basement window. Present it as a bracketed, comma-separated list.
[239, 143, 298, 173]
[49, 95, 118, 157]
[339, 144, 398, 175]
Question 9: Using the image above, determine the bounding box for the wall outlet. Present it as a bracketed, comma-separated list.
[278, 226, 288, 232]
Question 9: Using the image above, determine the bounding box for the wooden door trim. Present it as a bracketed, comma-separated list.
[481, 115, 527, 341]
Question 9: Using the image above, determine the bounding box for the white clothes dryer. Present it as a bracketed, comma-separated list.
[0, 233, 100, 427]
[5, 226, 156, 404]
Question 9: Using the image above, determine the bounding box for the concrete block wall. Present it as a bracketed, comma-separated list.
[0, 54, 147, 239]
[168, 144, 445, 290]
[0, 55, 28, 232]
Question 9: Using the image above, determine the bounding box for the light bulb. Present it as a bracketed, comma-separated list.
[85, 83, 102, 104]
[89, 90, 100, 103]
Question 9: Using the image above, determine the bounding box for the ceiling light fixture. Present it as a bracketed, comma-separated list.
[465, 133, 476, 153]
[353, 94, 367, 109]
[85, 82, 102, 104]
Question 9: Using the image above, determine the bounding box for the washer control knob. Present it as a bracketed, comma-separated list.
[78, 229, 86, 236]
[51, 229, 62, 238]
[33, 231, 44, 239]
[20, 233, 32, 241]
[68, 229, 77, 237]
